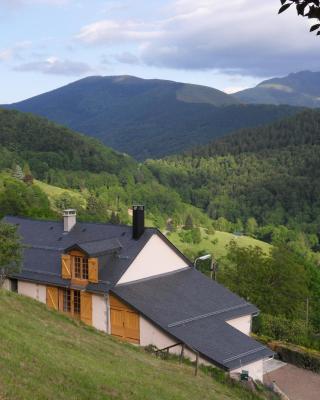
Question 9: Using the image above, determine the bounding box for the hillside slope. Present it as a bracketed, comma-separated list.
[0, 108, 213, 229]
[234, 71, 320, 108]
[3, 75, 300, 160]
[147, 109, 320, 232]
[0, 290, 269, 400]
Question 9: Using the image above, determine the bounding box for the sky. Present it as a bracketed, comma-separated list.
[1, 0, 319, 103]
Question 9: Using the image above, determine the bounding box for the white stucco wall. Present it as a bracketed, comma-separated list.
[18, 281, 46, 304]
[226, 315, 252, 336]
[231, 359, 264, 382]
[3, 279, 11, 291]
[118, 234, 189, 284]
[140, 316, 210, 365]
[92, 294, 108, 332]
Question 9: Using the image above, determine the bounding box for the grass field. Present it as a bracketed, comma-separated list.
[0, 290, 274, 400]
[34, 180, 87, 209]
[167, 229, 271, 260]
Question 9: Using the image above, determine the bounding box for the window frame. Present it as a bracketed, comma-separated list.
[69, 251, 89, 282]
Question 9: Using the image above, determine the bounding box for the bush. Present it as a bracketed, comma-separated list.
[269, 341, 320, 373]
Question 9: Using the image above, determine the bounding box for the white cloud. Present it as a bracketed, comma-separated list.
[76, 0, 320, 76]
[14, 57, 93, 76]
[77, 20, 163, 44]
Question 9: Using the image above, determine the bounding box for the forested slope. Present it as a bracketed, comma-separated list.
[0, 109, 211, 228]
[147, 110, 320, 234]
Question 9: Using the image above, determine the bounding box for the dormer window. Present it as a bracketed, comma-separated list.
[61, 251, 98, 283]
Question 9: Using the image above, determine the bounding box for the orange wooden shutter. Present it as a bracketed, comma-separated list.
[61, 254, 72, 279]
[110, 308, 125, 338]
[88, 258, 98, 283]
[46, 286, 59, 310]
[124, 311, 140, 344]
[80, 292, 92, 325]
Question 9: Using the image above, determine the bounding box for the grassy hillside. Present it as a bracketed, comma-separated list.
[3, 75, 300, 159]
[0, 290, 272, 400]
[167, 229, 271, 260]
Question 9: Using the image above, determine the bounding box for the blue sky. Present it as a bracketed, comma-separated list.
[1, 0, 319, 103]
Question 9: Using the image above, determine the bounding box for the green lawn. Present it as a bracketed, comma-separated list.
[167, 229, 271, 260]
[0, 290, 273, 400]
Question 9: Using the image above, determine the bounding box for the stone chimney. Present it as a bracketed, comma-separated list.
[132, 205, 145, 240]
[63, 209, 77, 232]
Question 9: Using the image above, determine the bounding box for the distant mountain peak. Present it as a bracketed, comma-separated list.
[234, 70, 320, 108]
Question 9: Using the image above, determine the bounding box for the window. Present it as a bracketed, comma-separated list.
[61, 288, 80, 317]
[63, 288, 71, 313]
[72, 255, 89, 281]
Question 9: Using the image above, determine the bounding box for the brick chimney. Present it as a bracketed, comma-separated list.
[63, 209, 77, 232]
[132, 205, 145, 240]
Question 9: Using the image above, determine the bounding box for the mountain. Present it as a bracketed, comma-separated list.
[147, 109, 320, 233]
[234, 71, 320, 108]
[3, 75, 300, 160]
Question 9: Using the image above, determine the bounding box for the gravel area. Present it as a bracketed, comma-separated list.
[264, 363, 320, 400]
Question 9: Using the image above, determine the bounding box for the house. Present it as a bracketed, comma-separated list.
[3, 206, 273, 381]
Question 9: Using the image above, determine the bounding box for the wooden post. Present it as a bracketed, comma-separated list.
[195, 352, 199, 376]
[179, 344, 185, 363]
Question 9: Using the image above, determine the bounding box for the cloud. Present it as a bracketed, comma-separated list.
[14, 57, 93, 76]
[2, 0, 72, 7]
[76, 0, 320, 76]
[76, 20, 163, 45]
[0, 41, 32, 62]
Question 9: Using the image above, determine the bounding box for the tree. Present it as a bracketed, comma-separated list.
[219, 241, 308, 319]
[279, 1, 320, 35]
[0, 222, 22, 287]
[12, 163, 24, 181]
[184, 214, 194, 230]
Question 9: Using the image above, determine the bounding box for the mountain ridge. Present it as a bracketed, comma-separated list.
[234, 71, 320, 108]
[2, 75, 300, 160]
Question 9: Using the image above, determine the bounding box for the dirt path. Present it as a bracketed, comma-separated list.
[264, 364, 320, 400]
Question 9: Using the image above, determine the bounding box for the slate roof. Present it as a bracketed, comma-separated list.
[3, 215, 155, 292]
[113, 268, 273, 370]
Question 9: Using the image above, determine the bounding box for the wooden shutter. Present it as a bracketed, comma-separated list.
[124, 311, 140, 343]
[61, 254, 72, 279]
[110, 308, 125, 338]
[80, 292, 92, 326]
[88, 258, 98, 283]
[46, 286, 59, 310]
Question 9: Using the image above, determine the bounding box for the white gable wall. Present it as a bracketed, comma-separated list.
[226, 315, 252, 336]
[117, 234, 189, 284]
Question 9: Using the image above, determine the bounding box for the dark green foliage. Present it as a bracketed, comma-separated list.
[2, 76, 300, 159]
[219, 242, 309, 319]
[269, 342, 320, 373]
[279, 1, 320, 36]
[148, 109, 320, 233]
[0, 222, 22, 286]
[0, 178, 55, 220]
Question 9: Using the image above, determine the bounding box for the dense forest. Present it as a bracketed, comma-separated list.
[148, 110, 320, 237]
